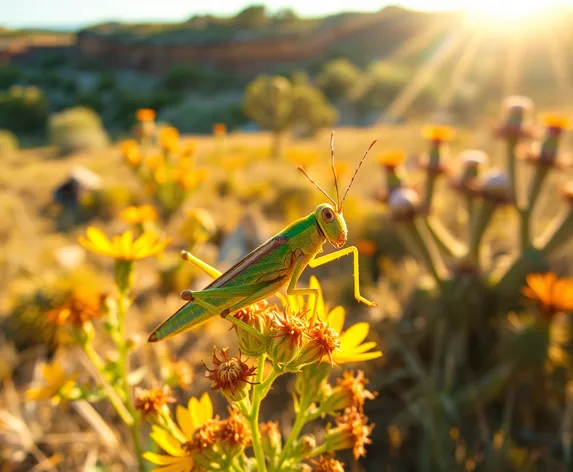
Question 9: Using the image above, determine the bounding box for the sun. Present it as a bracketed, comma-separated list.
[462, 0, 561, 29]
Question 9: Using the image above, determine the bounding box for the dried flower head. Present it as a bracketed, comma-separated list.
[297, 321, 341, 367]
[45, 288, 104, 327]
[233, 301, 274, 356]
[219, 407, 252, 448]
[326, 407, 374, 459]
[310, 454, 345, 472]
[204, 348, 257, 401]
[134, 385, 175, 417]
[324, 370, 376, 414]
[522, 272, 573, 318]
[182, 418, 222, 453]
[162, 359, 194, 390]
[213, 123, 227, 136]
[269, 308, 310, 368]
[260, 420, 282, 456]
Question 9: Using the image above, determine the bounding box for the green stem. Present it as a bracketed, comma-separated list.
[526, 166, 549, 214]
[538, 206, 573, 256]
[82, 343, 134, 426]
[399, 218, 447, 284]
[469, 201, 495, 261]
[506, 138, 519, 207]
[424, 216, 467, 259]
[466, 194, 475, 242]
[425, 174, 436, 212]
[519, 208, 530, 252]
[306, 443, 328, 459]
[276, 408, 308, 470]
[116, 288, 145, 472]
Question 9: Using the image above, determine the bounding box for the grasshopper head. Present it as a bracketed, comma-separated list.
[315, 203, 347, 248]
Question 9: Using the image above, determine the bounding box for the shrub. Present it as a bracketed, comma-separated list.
[0, 130, 19, 157]
[316, 58, 362, 102]
[0, 85, 48, 132]
[0, 65, 23, 89]
[48, 106, 110, 155]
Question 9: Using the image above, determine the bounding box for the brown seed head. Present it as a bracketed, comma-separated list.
[204, 347, 257, 394]
[332, 370, 377, 412]
[134, 385, 175, 417]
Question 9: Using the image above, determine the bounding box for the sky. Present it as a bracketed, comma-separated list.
[3, 0, 467, 29]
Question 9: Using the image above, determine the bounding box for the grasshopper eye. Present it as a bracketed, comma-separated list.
[322, 207, 335, 223]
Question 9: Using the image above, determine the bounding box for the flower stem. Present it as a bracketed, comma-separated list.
[276, 396, 311, 470]
[82, 343, 134, 426]
[115, 286, 145, 472]
[306, 443, 328, 459]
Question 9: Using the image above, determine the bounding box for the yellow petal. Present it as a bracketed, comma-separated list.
[340, 322, 370, 349]
[176, 406, 194, 440]
[41, 362, 53, 380]
[78, 237, 113, 257]
[345, 341, 378, 355]
[26, 387, 52, 401]
[152, 459, 194, 472]
[327, 306, 346, 334]
[132, 232, 155, 256]
[333, 351, 383, 364]
[120, 231, 134, 258]
[86, 227, 113, 252]
[150, 428, 184, 457]
[199, 393, 213, 422]
[143, 452, 182, 466]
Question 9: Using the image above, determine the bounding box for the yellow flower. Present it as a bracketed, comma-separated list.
[26, 360, 78, 405]
[421, 125, 455, 142]
[145, 154, 165, 172]
[159, 127, 180, 153]
[136, 108, 156, 122]
[281, 276, 382, 364]
[212, 123, 227, 136]
[286, 149, 319, 168]
[45, 287, 103, 327]
[120, 139, 141, 166]
[377, 151, 406, 167]
[120, 205, 158, 225]
[78, 227, 170, 261]
[522, 272, 573, 318]
[541, 113, 568, 130]
[143, 393, 213, 472]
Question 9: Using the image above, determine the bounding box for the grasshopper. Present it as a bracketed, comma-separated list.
[148, 133, 377, 343]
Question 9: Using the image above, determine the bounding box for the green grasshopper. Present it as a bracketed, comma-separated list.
[148, 133, 377, 343]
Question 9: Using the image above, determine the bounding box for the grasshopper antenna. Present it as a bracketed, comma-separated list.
[340, 139, 378, 210]
[330, 131, 341, 212]
[297, 166, 337, 208]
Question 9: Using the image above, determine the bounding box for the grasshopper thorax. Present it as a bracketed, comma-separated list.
[315, 203, 348, 248]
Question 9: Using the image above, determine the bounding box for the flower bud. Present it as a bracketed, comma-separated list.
[182, 419, 224, 469]
[292, 434, 316, 458]
[495, 96, 535, 140]
[295, 362, 330, 400]
[204, 348, 256, 402]
[325, 407, 374, 460]
[233, 301, 274, 357]
[268, 309, 309, 370]
[260, 421, 282, 459]
[451, 150, 489, 195]
[479, 169, 512, 203]
[388, 188, 420, 220]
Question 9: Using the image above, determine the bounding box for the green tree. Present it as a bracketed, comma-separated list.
[243, 75, 337, 156]
[0, 86, 48, 133]
[316, 58, 361, 102]
[350, 61, 411, 113]
[233, 5, 268, 29]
